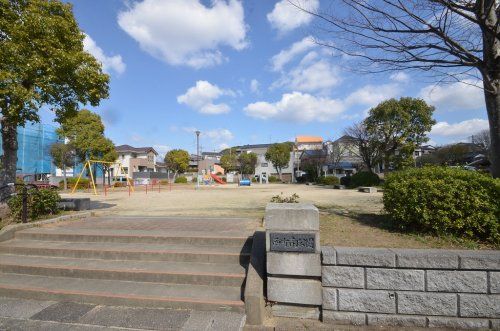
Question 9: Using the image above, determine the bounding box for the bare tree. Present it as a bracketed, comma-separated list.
[471, 129, 491, 155]
[345, 122, 381, 172]
[327, 140, 349, 170]
[293, 0, 500, 178]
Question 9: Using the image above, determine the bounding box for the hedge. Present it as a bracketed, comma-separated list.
[8, 188, 60, 221]
[175, 176, 188, 184]
[317, 176, 340, 185]
[383, 167, 500, 244]
[60, 177, 89, 190]
[349, 171, 380, 187]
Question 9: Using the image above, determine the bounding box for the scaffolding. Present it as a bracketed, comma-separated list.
[0, 122, 61, 180]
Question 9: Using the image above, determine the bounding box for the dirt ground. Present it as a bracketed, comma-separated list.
[63, 183, 489, 249]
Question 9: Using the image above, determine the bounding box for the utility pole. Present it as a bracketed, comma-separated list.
[195, 130, 200, 188]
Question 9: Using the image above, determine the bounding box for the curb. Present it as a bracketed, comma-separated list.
[0, 212, 93, 243]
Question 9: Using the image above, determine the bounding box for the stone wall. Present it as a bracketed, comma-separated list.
[321, 246, 500, 329]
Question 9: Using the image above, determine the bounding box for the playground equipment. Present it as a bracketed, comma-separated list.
[71, 160, 134, 195]
[210, 173, 225, 184]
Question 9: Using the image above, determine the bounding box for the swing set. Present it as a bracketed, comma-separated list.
[71, 160, 134, 195]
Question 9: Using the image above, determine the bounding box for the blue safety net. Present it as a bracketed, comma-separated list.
[0, 122, 62, 176]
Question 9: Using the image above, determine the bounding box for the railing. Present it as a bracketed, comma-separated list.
[0, 183, 38, 224]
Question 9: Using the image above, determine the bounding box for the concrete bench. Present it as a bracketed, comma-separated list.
[333, 185, 345, 190]
[57, 198, 91, 211]
[358, 186, 377, 193]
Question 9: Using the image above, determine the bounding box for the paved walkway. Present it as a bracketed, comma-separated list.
[0, 297, 245, 330]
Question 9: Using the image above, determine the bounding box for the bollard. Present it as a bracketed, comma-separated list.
[128, 185, 131, 197]
[146, 184, 148, 194]
[21, 186, 28, 224]
[104, 185, 107, 196]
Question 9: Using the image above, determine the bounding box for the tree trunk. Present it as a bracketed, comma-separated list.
[63, 164, 67, 190]
[483, 89, 500, 178]
[0, 122, 18, 187]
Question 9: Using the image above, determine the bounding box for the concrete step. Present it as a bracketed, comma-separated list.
[0, 254, 246, 287]
[16, 227, 253, 247]
[0, 239, 250, 264]
[0, 273, 245, 312]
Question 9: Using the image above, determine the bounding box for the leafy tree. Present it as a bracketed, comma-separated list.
[165, 149, 189, 179]
[220, 148, 238, 173]
[50, 142, 76, 190]
[238, 152, 257, 175]
[58, 110, 117, 183]
[417, 144, 471, 166]
[364, 98, 435, 173]
[0, 0, 109, 187]
[295, 0, 500, 177]
[265, 143, 291, 180]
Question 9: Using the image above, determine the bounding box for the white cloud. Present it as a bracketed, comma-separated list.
[83, 34, 126, 74]
[218, 143, 230, 150]
[177, 81, 235, 114]
[250, 79, 260, 93]
[345, 83, 402, 107]
[153, 144, 171, 158]
[431, 119, 489, 137]
[390, 72, 410, 83]
[267, 0, 319, 34]
[204, 128, 234, 142]
[118, 0, 247, 69]
[419, 80, 484, 111]
[270, 36, 316, 71]
[272, 51, 341, 94]
[244, 91, 344, 122]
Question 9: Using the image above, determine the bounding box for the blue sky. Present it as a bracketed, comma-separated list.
[41, 0, 488, 157]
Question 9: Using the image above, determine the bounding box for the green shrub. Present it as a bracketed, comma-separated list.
[60, 177, 90, 189]
[113, 182, 127, 188]
[175, 176, 188, 184]
[7, 188, 60, 221]
[270, 193, 300, 203]
[317, 176, 340, 185]
[160, 179, 169, 185]
[349, 171, 380, 187]
[192, 176, 198, 183]
[384, 167, 500, 244]
[268, 175, 280, 183]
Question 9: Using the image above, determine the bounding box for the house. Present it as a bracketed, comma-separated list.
[236, 144, 295, 182]
[323, 135, 362, 176]
[413, 145, 436, 158]
[295, 136, 323, 151]
[113, 145, 158, 179]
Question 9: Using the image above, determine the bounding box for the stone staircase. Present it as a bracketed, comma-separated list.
[0, 216, 256, 313]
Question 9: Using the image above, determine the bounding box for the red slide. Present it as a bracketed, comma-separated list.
[210, 173, 225, 184]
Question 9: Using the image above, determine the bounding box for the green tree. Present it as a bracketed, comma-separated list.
[265, 143, 292, 180]
[238, 152, 257, 175]
[165, 149, 189, 179]
[220, 148, 238, 173]
[58, 110, 109, 160]
[50, 142, 76, 190]
[98, 138, 117, 186]
[0, 0, 109, 187]
[364, 98, 435, 173]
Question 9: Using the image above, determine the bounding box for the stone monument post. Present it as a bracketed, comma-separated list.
[265, 203, 322, 319]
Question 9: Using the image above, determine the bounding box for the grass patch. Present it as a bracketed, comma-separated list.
[318, 205, 496, 250]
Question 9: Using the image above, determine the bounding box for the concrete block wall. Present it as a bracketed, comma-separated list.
[322, 247, 500, 329]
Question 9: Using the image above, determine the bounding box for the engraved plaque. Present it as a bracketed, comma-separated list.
[270, 232, 315, 253]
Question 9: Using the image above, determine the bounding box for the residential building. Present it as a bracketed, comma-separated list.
[323, 135, 362, 176]
[113, 145, 158, 179]
[295, 136, 323, 151]
[236, 144, 295, 182]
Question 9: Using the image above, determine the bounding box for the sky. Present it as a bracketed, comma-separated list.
[40, 0, 489, 157]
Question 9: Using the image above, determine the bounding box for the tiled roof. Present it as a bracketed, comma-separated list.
[296, 136, 323, 143]
[115, 144, 158, 155]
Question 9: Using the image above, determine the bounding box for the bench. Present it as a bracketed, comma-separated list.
[333, 184, 345, 190]
[57, 198, 91, 211]
[358, 186, 377, 193]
